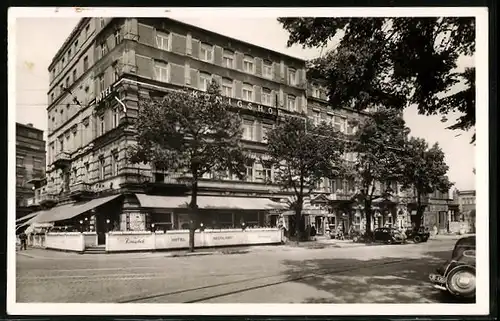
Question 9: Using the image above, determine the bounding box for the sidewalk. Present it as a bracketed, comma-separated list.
[431, 233, 475, 240]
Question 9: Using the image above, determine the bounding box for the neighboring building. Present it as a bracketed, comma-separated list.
[16, 123, 46, 219]
[449, 189, 476, 233]
[31, 17, 310, 242]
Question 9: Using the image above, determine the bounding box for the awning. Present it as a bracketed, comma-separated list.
[48, 195, 122, 222]
[196, 196, 287, 210]
[135, 194, 287, 211]
[135, 194, 189, 208]
[16, 211, 40, 224]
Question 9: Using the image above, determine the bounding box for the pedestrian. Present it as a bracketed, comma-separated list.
[19, 232, 27, 251]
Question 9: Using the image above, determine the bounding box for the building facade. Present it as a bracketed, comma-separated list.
[32, 17, 315, 240]
[16, 123, 46, 219]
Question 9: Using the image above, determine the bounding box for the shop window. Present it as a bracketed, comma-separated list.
[218, 213, 234, 228]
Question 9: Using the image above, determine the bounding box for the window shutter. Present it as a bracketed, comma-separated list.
[234, 80, 242, 99]
[253, 85, 261, 103]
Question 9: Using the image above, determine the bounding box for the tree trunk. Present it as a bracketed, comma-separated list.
[365, 199, 373, 236]
[295, 195, 303, 245]
[415, 193, 424, 229]
[188, 171, 199, 253]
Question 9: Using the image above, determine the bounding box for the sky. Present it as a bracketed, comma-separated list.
[13, 16, 476, 191]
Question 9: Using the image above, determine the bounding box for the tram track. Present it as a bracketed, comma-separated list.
[118, 257, 421, 303]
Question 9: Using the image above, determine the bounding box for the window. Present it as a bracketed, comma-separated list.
[200, 43, 214, 62]
[112, 108, 119, 128]
[222, 50, 234, 68]
[72, 69, 77, 82]
[326, 114, 333, 126]
[74, 40, 78, 50]
[313, 110, 321, 125]
[65, 77, 70, 88]
[262, 88, 272, 106]
[99, 115, 105, 135]
[199, 72, 212, 91]
[16, 155, 24, 166]
[50, 93, 54, 103]
[62, 57, 65, 65]
[312, 87, 320, 98]
[288, 68, 297, 86]
[242, 83, 253, 101]
[222, 78, 233, 97]
[51, 69, 55, 80]
[262, 166, 272, 182]
[59, 84, 64, 94]
[111, 153, 119, 176]
[99, 18, 105, 28]
[287, 95, 297, 112]
[85, 25, 90, 38]
[333, 116, 345, 132]
[68, 49, 72, 59]
[98, 74, 105, 92]
[155, 31, 169, 51]
[114, 30, 122, 45]
[99, 158, 105, 180]
[83, 56, 89, 71]
[60, 109, 64, 122]
[113, 64, 120, 82]
[263, 60, 273, 78]
[100, 42, 108, 58]
[245, 164, 253, 182]
[243, 55, 254, 73]
[261, 125, 272, 143]
[346, 120, 355, 135]
[154, 61, 169, 83]
[242, 120, 254, 141]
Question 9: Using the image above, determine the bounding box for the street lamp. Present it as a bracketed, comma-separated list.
[79, 220, 84, 233]
[151, 223, 155, 232]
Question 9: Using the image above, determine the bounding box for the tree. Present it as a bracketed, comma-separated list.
[345, 108, 409, 235]
[400, 138, 454, 228]
[266, 116, 346, 244]
[128, 80, 248, 252]
[278, 17, 476, 142]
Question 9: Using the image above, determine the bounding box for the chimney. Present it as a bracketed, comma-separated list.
[27, 123, 33, 127]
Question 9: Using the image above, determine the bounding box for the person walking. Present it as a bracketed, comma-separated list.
[19, 232, 27, 251]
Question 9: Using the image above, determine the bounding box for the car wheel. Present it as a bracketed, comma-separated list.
[446, 266, 476, 298]
[413, 235, 422, 243]
[353, 236, 359, 243]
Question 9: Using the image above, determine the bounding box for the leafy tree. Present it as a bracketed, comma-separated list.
[345, 108, 409, 235]
[278, 17, 476, 142]
[400, 137, 454, 228]
[266, 116, 346, 243]
[128, 80, 248, 252]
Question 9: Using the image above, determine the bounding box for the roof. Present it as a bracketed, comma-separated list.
[16, 122, 44, 133]
[49, 17, 306, 71]
[164, 18, 306, 63]
[48, 18, 90, 70]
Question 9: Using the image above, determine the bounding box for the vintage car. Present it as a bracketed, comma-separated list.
[429, 236, 476, 299]
[405, 227, 431, 243]
[373, 227, 406, 244]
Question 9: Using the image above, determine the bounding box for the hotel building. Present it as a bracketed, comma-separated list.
[26, 18, 455, 245]
[28, 17, 315, 243]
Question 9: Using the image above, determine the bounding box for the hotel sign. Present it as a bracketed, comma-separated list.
[96, 86, 115, 104]
[190, 90, 278, 117]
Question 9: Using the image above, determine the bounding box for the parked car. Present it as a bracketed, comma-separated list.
[373, 227, 406, 244]
[405, 227, 431, 243]
[429, 236, 476, 299]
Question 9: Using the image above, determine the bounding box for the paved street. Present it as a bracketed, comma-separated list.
[16, 239, 468, 304]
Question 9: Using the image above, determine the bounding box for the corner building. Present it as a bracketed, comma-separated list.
[35, 17, 309, 239]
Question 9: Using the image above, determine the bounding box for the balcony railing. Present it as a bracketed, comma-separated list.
[69, 182, 94, 198]
[39, 193, 58, 204]
[53, 151, 71, 168]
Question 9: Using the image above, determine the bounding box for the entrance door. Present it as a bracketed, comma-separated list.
[438, 211, 447, 230]
[95, 214, 106, 245]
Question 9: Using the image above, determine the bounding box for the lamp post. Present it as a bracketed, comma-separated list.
[79, 220, 84, 233]
[151, 223, 155, 233]
[106, 219, 110, 232]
